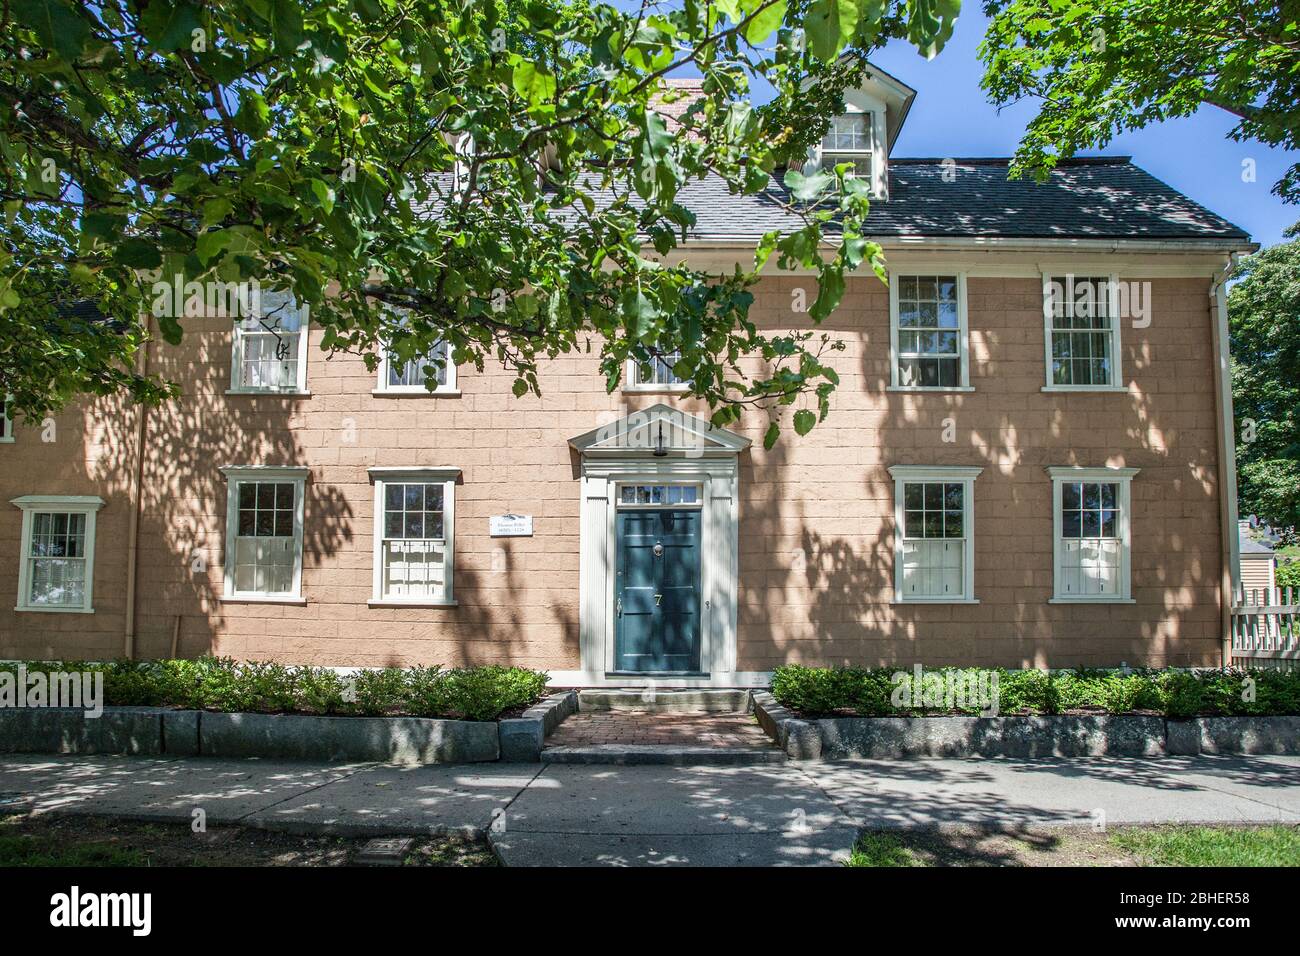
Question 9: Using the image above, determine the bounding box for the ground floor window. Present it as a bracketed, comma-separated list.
[889, 466, 981, 602]
[367, 467, 458, 605]
[1048, 466, 1137, 602]
[11, 495, 104, 612]
[220, 466, 308, 600]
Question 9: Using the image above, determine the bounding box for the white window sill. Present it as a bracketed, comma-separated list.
[887, 386, 975, 393]
[370, 389, 461, 398]
[891, 598, 980, 605]
[623, 385, 690, 395]
[367, 599, 458, 608]
[14, 605, 93, 614]
[1048, 597, 1136, 604]
[0, 437, 14, 444]
[1041, 386, 1128, 394]
[220, 595, 307, 605]
[225, 389, 312, 397]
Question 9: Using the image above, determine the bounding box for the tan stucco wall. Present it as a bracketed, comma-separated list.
[0, 272, 1226, 670]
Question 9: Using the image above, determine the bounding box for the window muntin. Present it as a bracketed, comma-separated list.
[894, 275, 964, 388]
[11, 496, 103, 613]
[368, 469, 457, 604]
[900, 482, 966, 599]
[230, 290, 308, 393]
[1046, 275, 1117, 387]
[819, 113, 873, 177]
[1049, 467, 1136, 602]
[617, 484, 701, 507]
[221, 467, 307, 600]
[627, 351, 685, 389]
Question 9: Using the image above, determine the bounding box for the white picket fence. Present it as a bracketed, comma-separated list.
[1230, 586, 1300, 670]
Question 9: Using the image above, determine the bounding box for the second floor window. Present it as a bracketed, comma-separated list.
[230, 291, 309, 394]
[1, 394, 13, 442]
[891, 274, 968, 389]
[626, 351, 686, 390]
[378, 339, 456, 394]
[1044, 274, 1122, 389]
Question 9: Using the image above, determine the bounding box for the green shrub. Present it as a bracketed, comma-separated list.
[769, 665, 1300, 718]
[2, 657, 548, 721]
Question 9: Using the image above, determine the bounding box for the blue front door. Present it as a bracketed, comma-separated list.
[615, 508, 702, 672]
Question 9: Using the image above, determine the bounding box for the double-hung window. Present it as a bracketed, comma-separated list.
[817, 113, 875, 178]
[890, 274, 969, 389]
[368, 468, 458, 605]
[221, 466, 308, 601]
[1048, 466, 1137, 602]
[625, 351, 686, 391]
[1043, 274, 1123, 390]
[1, 395, 13, 442]
[11, 495, 104, 613]
[229, 290, 309, 394]
[889, 466, 981, 603]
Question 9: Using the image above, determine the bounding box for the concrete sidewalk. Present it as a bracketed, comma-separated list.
[1, 754, 1296, 866]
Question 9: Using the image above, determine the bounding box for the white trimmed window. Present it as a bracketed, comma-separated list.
[1, 395, 13, 442]
[229, 290, 309, 394]
[1043, 274, 1123, 390]
[890, 274, 969, 389]
[368, 467, 458, 605]
[1048, 466, 1137, 602]
[221, 466, 308, 601]
[816, 113, 874, 178]
[377, 339, 456, 394]
[11, 495, 104, 613]
[889, 466, 981, 603]
[626, 351, 686, 391]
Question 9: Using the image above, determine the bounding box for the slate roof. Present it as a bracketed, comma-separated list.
[664, 157, 1251, 243]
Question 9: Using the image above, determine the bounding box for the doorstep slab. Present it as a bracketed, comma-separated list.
[542, 744, 786, 766]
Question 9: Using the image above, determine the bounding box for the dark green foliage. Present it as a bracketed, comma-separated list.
[0, 657, 548, 722]
[771, 664, 1300, 718]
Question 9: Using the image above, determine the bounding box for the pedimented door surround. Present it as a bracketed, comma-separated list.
[559, 405, 766, 688]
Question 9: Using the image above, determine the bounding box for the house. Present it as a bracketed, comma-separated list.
[0, 65, 1257, 686]
[1238, 520, 1278, 600]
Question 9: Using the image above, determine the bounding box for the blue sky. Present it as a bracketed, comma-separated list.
[866, 10, 1297, 248]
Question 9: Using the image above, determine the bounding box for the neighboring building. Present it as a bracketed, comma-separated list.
[1239, 520, 1278, 599]
[0, 66, 1257, 684]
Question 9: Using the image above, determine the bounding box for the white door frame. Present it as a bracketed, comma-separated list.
[560, 405, 763, 687]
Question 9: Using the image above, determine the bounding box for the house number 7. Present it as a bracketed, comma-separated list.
[654, 593, 662, 605]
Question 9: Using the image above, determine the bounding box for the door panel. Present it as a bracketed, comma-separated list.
[615, 508, 701, 672]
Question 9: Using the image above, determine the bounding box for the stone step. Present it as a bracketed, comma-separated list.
[541, 744, 786, 766]
[577, 688, 753, 714]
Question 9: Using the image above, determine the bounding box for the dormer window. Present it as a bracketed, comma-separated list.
[818, 113, 874, 177]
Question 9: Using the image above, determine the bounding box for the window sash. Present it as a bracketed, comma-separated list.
[371, 475, 456, 603]
[629, 351, 684, 388]
[1050, 470, 1134, 601]
[231, 292, 307, 392]
[893, 274, 964, 388]
[26, 511, 88, 607]
[1044, 275, 1119, 388]
[385, 341, 450, 390]
[0, 394, 12, 441]
[226, 476, 304, 597]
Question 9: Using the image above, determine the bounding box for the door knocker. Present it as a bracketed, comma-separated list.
[653, 542, 664, 557]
